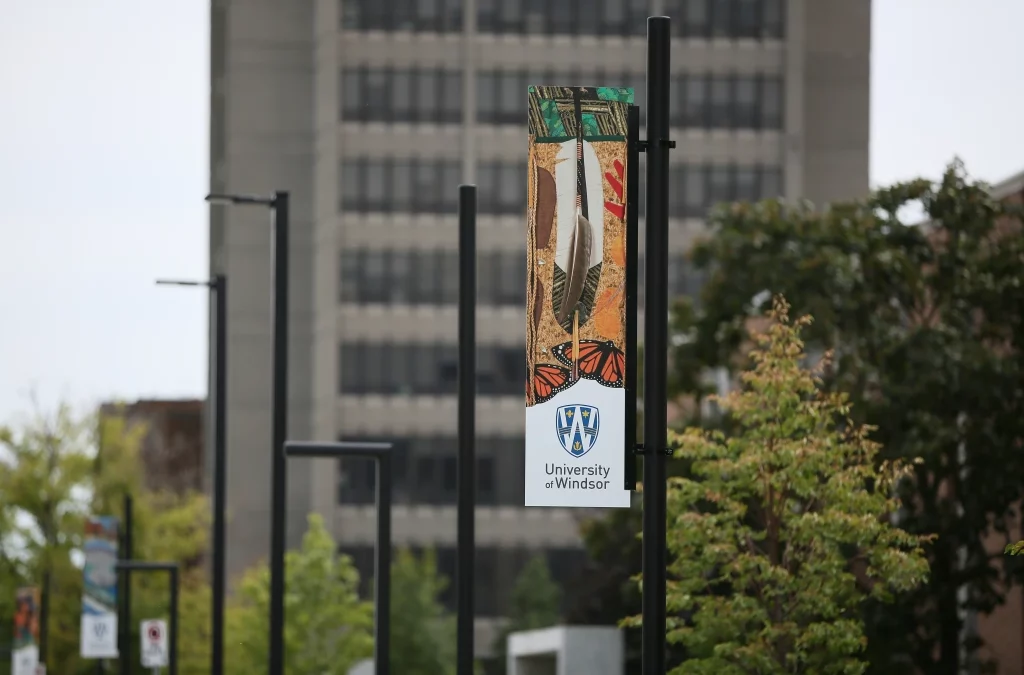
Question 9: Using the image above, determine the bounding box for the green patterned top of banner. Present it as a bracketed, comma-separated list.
[528, 86, 634, 143]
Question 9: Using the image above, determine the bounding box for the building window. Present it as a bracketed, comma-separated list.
[341, 0, 464, 32]
[339, 159, 461, 213]
[336, 545, 376, 597]
[476, 0, 648, 36]
[669, 164, 783, 219]
[340, 67, 464, 124]
[337, 434, 523, 507]
[545, 547, 588, 613]
[670, 0, 785, 39]
[733, 76, 758, 128]
[339, 343, 525, 396]
[476, 71, 530, 125]
[478, 161, 527, 215]
[470, 71, 782, 131]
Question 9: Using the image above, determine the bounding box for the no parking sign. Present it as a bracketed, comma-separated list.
[140, 619, 168, 668]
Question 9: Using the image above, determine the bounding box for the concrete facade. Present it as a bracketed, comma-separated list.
[507, 626, 623, 675]
[209, 0, 871, 657]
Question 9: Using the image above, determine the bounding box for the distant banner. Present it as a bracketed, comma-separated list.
[525, 85, 633, 508]
[80, 516, 119, 659]
[12, 587, 39, 675]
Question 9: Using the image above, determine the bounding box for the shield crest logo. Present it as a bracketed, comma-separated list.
[555, 405, 600, 458]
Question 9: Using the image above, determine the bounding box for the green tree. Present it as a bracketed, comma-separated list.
[0, 403, 217, 675]
[629, 297, 929, 674]
[666, 161, 1024, 672]
[0, 403, 95, 674]
[490, 555, 562, 675]
[93, 408, 213, 675]
[225, 513, 373, 675]
[390, 548, 457, 675]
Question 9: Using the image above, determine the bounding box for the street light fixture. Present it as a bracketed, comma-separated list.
[205, 190, 289, 675]
[283, 441, 393, 675]
[155, 275, 227, 675]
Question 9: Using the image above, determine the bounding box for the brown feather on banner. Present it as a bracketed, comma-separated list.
[535, 167, 556, 249]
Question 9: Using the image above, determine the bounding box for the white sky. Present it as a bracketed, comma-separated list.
[1, 0, 1022, 423]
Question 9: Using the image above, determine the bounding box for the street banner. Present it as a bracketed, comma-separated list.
[525, 85, 633, 508]
[140, 619, 168, 668]
[12, 587, 40, 675]
[80, 516, 119, 658]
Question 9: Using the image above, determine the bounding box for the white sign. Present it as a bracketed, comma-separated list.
[525, 379, 631, 507]
[140, 619, 168, 668]
[80, 613, 118, 658]
[11, 644, 38, 675]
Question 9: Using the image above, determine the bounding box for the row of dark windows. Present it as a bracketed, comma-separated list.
[341, 69, 462, 125]
[340, 249, 525, 305]
[671, 163, 783, 218]
[478, 71, 781, 129]
[341, 67, 782, 131]
[340, 158, 782, 217]
[340, 158, 462, 214]
[341, 0, 785, 40]
[339, 343, 523, 396]
[337, 434, 523, 506]
[339, 543, 586, 617]
[339, 249, 705, 307]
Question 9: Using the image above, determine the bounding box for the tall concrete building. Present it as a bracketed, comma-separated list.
[208, 0, 870, 656]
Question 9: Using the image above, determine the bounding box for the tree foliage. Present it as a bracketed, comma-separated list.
[0, 403, 215, 675]
[0, 403, 100, 674]
[94, 410, 213, 675]
[628, 297, 929, 674]
[490, 555, 562, 675]
[669, 160, 1024, 672]
[390, 548, 457, 675]
[225, 513, 374, 675]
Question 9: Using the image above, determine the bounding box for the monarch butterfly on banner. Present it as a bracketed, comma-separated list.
[552, 339, 625, 388]
[530, 363, 572, 404]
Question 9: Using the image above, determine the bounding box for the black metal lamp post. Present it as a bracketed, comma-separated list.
[456, 184, 477, 675]
[155, 275, 227, 675]
[205, 191, 289, 675]
[283, 441, 393, 675]
[640, 16, 673, 675]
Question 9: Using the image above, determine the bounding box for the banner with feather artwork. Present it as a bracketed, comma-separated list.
[525, 85, 632, 508]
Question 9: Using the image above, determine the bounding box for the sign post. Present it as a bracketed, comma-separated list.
[523, 18, 674, 674]
[524, 84, 635, 509]
[12, 587, 40, 675]
[140, 619, 168, 673]
[80, 516, 120, 660]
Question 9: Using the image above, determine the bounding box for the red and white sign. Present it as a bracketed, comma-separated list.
[139, 619, 168, 668]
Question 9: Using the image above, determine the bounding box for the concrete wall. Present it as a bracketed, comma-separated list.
[210, 0, 317, 582]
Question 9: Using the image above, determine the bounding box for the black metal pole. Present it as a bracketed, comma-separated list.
[282, 441, 393, 675]
[211, 274, 227, 675]
[624, 105, 640, 491]
[168, 566, 178, 675]
[375, 450, 392, 675]
[120, 494, 133, 675]
[268, 191, 290, 675]
[40, 571, 50, 670]
[456, 184, 477, 675]
[642, 16, 671, 675]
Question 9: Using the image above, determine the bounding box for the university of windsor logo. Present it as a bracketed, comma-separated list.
[555, 404, 600, 458]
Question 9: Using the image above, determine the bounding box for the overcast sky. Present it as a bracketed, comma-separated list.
[1, 1, 1022, 423]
